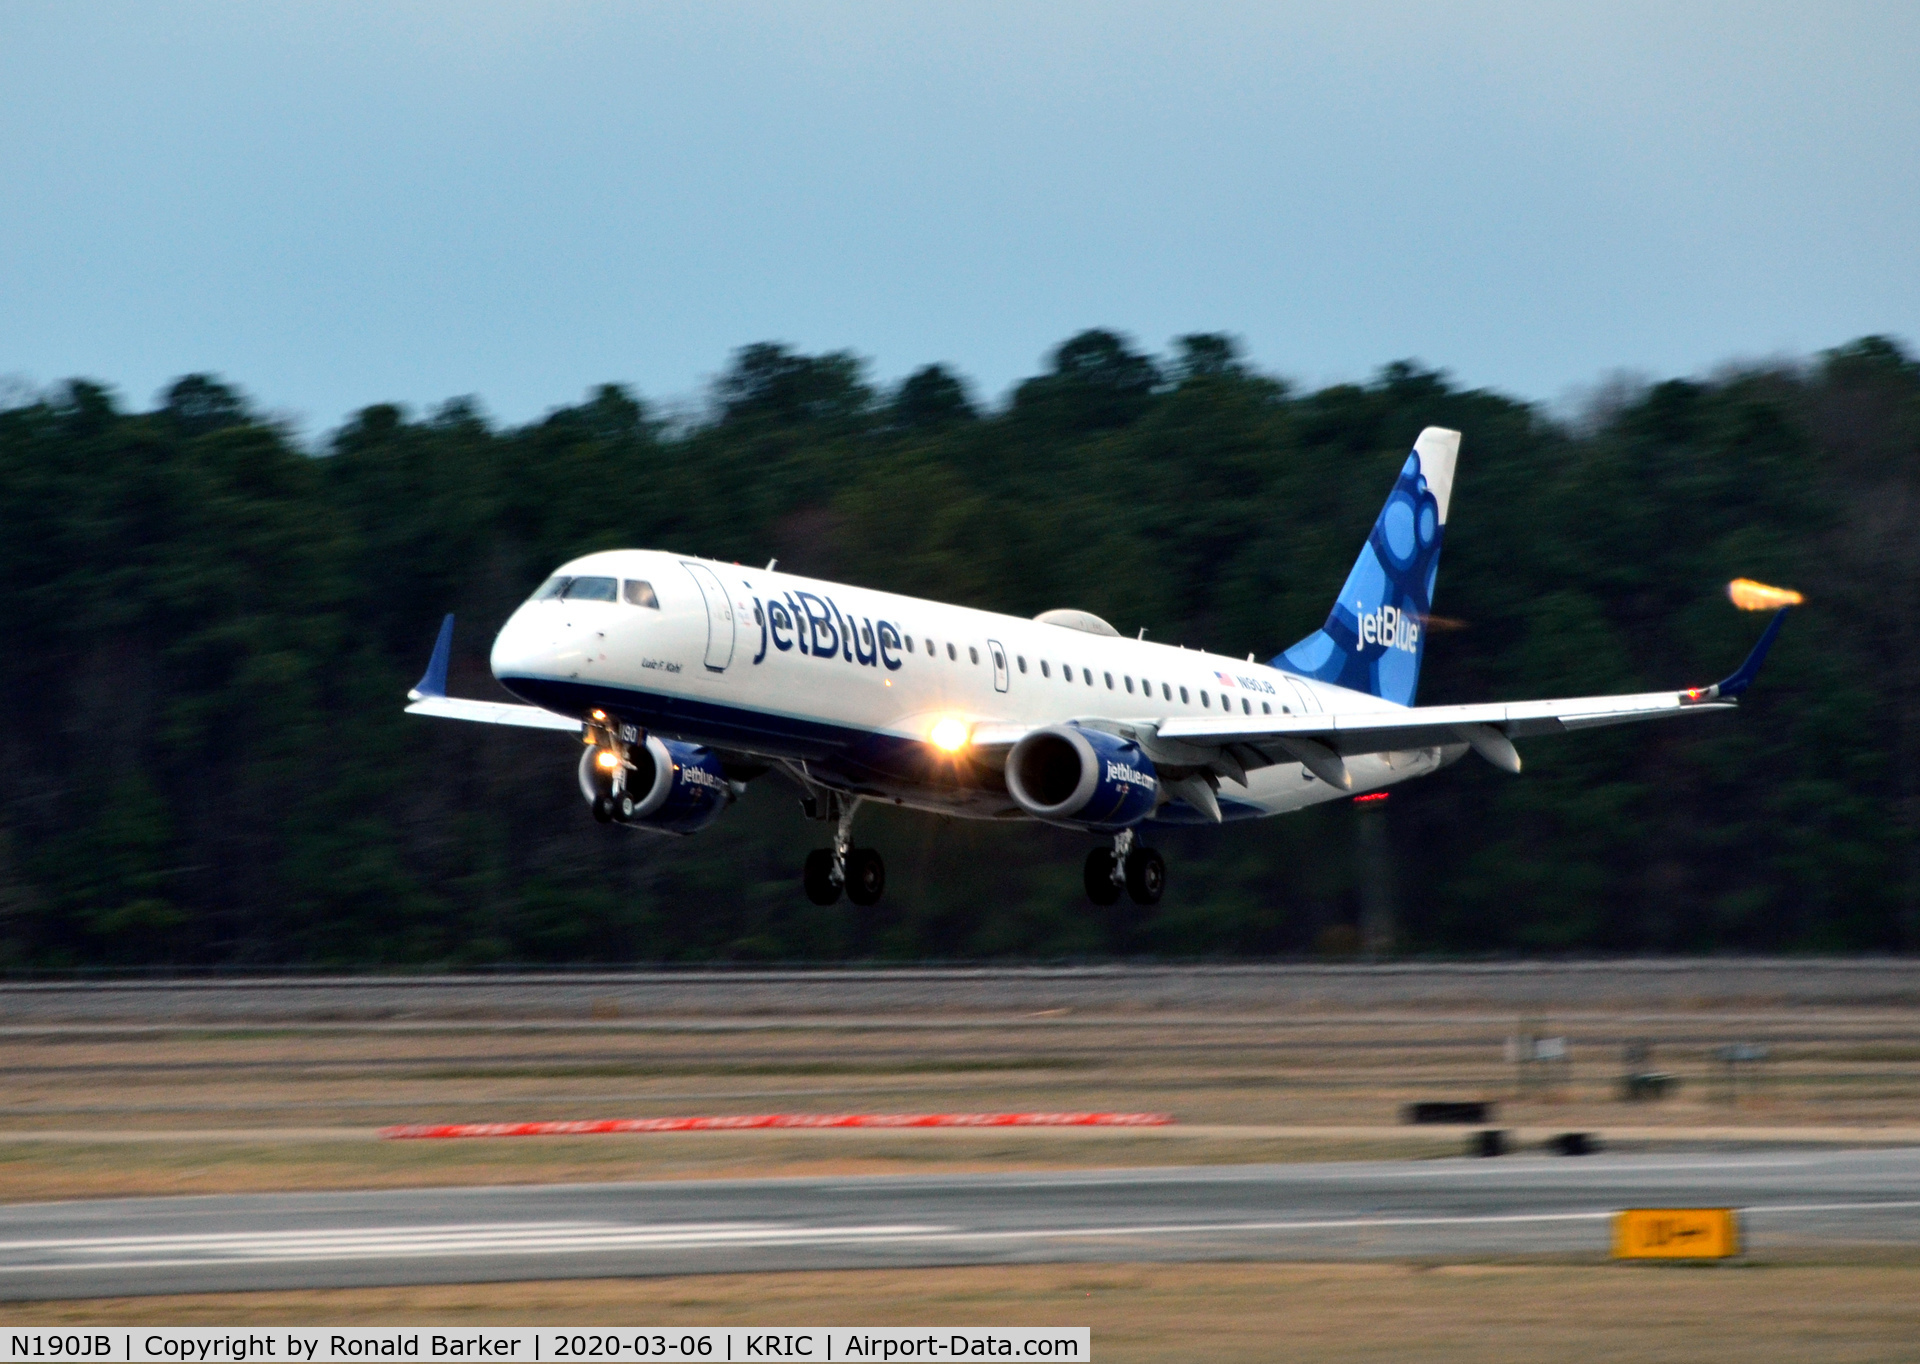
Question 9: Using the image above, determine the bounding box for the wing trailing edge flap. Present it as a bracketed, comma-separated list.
[1154, 605, 1786, 777]
[1155, 688, 1735, 777]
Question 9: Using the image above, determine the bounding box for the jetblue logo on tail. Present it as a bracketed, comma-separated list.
[1272, 428, 1459, 707]
[1356, 603, 1419, 653]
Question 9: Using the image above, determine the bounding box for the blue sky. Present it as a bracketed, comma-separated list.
[4, 2, 1916, 436]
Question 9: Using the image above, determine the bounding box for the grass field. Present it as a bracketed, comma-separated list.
[0, 1006, 1916, 1197]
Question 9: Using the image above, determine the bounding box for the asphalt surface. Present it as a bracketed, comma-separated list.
[6, 960, 1919, 1023]
[1, 1148, 1917, 1299]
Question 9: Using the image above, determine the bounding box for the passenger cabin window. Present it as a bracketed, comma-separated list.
[926, 638, 936, 656]
[562, 576, 617, 601]
[1040, 661, 1051, 678]
[905, 635, 914, 651]
[1125, 677, 1134, 694]
[1201, 691, 1210, 708]
[1018, 656, 1027, 673]
[947, 642, 957, 661]
[1242, 697, 1252, 714]
[1262, 702, 1272, 714]
[623, 580, 659, 608]
[969, 646, 979, 665]
[1162, 683, 1172, 701]
[1104, 672, 1113, 689]
[1180, 686, 1190, 704]
[1082, 667, 1092, 685]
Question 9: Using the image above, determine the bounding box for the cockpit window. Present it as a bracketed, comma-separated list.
[532, 576, 570, 600]
[560, 576, 617, 601]
[623, 579, 659, 608]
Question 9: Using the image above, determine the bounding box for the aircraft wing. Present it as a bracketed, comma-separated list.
[403, 613, 584, 734]
[1151, 689, 1729, 785]
[1150, 608, 1790, 787]
[405, 694, 584, 732]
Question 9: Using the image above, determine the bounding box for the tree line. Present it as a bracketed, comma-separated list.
[1, 330, 1916, 966]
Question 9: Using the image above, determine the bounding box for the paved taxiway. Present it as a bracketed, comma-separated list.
[0, 1148, 1917, 1299]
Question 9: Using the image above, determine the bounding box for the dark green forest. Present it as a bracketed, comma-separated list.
[2, 331, 1917, 967]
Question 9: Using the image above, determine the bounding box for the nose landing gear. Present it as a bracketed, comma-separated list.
[801, 794, 886, 907]
[586, 717, 641, 825]
[1084, 829, 1164, 907]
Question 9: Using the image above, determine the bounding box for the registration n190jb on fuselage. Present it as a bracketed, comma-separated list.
[408, 427, 1794, 909]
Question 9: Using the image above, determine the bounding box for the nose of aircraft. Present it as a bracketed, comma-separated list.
[489, 607, 555, 681]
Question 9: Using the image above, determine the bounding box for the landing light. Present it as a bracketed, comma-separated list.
[594, 749, 621, 771]
[590, 709, 607, 722]
[929, 717, 971, 753]
[1727, 579, 1804, 611]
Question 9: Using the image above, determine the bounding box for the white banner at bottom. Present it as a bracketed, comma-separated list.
[0, 1328, 1091, 1363]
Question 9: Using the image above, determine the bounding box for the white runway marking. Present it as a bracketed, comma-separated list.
[11, 1199, 1915, 1275]
[9, 1197, 1916, 1276]
[0, 1221, 945, 1272]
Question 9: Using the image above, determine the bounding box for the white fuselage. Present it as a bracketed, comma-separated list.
[489, 550, 1452, 823]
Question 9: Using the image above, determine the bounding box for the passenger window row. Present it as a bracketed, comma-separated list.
[1001, 657, 1283, 717]
[833, 624, 1283, 719]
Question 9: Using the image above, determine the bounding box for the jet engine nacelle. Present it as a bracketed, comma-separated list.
[1004, 725, 1158, 830]
[578, 735, 730, 834]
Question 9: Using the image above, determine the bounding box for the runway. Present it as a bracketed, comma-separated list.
[1, 1148, 1917, 1300]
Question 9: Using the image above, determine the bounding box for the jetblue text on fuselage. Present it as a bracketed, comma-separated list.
[754, 591, 903, 670]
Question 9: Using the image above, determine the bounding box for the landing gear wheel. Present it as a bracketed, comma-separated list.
[1124, 846, 1166, 906]
[803, 849, 842, 906]
[591, 794, 614, 824]
[613, 791, 639, 822]
[844, 847, 886, 907]
[1083, 848, 1123, 906]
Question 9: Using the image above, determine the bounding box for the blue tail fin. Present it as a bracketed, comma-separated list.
[1273, 427, 1460, 706]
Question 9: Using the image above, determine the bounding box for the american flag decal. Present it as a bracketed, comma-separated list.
[1215, 671, 1235, 687]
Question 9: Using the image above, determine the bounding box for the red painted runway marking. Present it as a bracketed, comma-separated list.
[380, 1112, 1174, 1139]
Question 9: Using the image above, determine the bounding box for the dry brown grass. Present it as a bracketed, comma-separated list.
[0, 1130, 1460, 1201]
[0, 1008, 1915, 1198]
[5, 1259, 1920, 1363]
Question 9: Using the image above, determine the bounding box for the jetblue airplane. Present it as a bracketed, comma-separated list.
[408, 427, 1793, 908]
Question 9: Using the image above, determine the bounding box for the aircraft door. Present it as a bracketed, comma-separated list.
[1285, 677, 1323, 715]
[680, 561, 736, 672]
[988, 639, 1010, 693]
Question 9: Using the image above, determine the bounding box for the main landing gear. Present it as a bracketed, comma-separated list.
[1084, 828, 1165, 907]
[802, 794, 886, 907]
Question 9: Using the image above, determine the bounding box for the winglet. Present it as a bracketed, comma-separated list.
[409, 614, 455, 700]
[1682, 608, 1790, 704]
